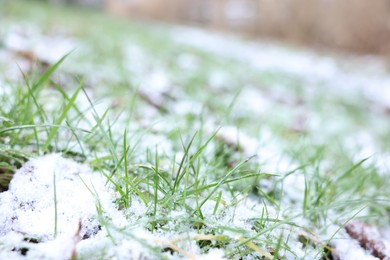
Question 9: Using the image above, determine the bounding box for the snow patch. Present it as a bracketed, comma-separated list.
[332, 238, 378, 260]
[0, 154, 125, 259]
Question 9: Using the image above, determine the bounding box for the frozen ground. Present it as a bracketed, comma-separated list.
[1, 2, 390, 259]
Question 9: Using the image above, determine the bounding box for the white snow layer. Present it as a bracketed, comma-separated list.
[332, 238, 378, 260]
[0, 154, 125, 259]
[0, 155, 232, 260]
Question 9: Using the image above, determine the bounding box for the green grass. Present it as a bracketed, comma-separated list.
[1, 0, 390, 259]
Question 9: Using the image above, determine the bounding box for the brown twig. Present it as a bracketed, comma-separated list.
[71, 220, 82, 260]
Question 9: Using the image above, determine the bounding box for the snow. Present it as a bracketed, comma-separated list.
[4, 27, 77, 64]
[170, 26, 390, 107]
[216, 125, 259, 156]
[170, 26, 338, 80]
[0, 154, 126, 259]
[177, 53, 199, 71]
[236, 87, 271, 115]
[0, 155, 270, 259]
[344, 131, 390, 176]
[332, 238, 378, 260]
[283, 173, 306, 203]
[202, 248, 225, 260]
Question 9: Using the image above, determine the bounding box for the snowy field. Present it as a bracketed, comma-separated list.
[1, 1, 390, 259]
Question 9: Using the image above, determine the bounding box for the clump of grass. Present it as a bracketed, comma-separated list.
[0, 57, 66, 187]
[0, 54, 98, 190]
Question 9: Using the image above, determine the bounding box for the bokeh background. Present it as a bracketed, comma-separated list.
[47, 0, 390, 55]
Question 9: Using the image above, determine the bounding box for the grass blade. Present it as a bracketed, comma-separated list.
[43, 80, 83, 151]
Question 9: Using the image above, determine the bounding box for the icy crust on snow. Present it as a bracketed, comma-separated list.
[0, 154, 126, 259]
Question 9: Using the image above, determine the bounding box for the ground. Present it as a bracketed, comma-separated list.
[0, 1, 390, 259]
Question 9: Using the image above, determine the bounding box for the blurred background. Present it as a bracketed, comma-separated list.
[47, 0, 390, 55]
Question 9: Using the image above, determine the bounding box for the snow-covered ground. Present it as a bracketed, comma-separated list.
[1, 4, 390, 259]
